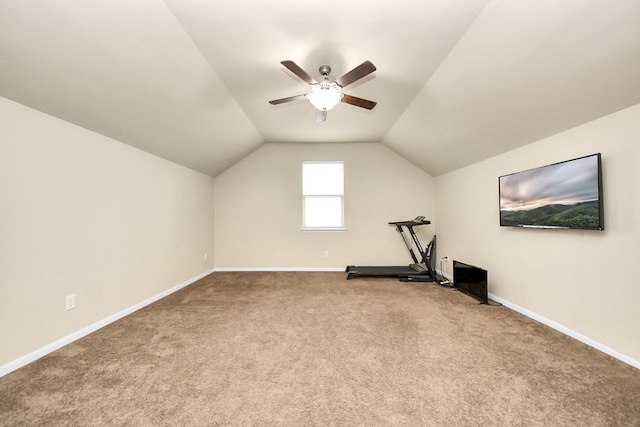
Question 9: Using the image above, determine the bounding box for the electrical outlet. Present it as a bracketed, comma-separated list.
[324, 250, 329, 258]
[204, 252, 208, 261]
[65, 294, 76, 311]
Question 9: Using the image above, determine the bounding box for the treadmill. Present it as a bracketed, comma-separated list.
[345, 217, 436, 282]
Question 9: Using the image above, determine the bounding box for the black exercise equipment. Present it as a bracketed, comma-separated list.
[346, 217, 436, 282]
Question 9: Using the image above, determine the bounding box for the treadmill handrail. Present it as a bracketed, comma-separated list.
[388, 219, 431, 227]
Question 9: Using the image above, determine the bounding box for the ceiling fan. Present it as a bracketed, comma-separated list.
[269, 60, 377, 122]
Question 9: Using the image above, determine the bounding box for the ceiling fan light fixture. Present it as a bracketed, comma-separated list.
[307, 83, 343, 111]
[269, 60, 377, 119]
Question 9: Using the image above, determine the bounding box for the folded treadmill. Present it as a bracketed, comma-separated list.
[345, 217, 436, 282]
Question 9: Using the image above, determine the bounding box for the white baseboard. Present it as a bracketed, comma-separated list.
[488, 293, 639, 370]
[435, 268, 453, 281]
[0, 267, 215, 378]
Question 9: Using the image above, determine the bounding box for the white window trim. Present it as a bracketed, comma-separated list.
[301, 227, 347, 232]
[301, 161, 345, 232]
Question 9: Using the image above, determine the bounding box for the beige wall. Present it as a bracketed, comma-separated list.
[214, 143, 436, 269]
[435, 103, 640, 363]
[0, 97, 215, 366]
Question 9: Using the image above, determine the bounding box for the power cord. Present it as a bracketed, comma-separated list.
[437, 256, 453, 287]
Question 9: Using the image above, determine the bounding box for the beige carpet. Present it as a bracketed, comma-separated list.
[1, 272, 639, 426]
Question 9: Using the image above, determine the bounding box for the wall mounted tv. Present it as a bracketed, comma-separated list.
[499, 153, 604, 230]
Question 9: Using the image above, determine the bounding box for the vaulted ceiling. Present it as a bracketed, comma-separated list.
[1, 0, 639, 177]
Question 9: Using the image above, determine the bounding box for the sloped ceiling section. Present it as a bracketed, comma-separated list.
[0, 1, 263, 177]
[383, 0, 640, 176]
[1, 0, 640, 177]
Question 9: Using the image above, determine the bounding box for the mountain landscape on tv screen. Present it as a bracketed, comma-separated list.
[500, 200, 600, 229]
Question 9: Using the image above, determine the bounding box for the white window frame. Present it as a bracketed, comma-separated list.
[302, 161, 345, 232]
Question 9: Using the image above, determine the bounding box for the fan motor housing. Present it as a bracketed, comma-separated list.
[319, 65, 331, 76]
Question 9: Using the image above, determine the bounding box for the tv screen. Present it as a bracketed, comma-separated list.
[453, 261, 488, 304]
[499, 153, 604, 230]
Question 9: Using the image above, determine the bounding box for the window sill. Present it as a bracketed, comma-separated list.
[301, 227, 346, 233]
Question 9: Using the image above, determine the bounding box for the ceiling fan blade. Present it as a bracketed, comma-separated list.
[341, 94, 377, 110]
[269, 94, 307, 105]
[316, 110, 327, 123]
[335, 60, 376, 88]
[281, 60, 317, 85]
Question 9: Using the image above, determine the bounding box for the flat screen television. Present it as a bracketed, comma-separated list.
[499, 153, 604, 230]
[453, 261, 488, 304]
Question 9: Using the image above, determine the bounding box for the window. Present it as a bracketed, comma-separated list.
[302, 161, 344, 231]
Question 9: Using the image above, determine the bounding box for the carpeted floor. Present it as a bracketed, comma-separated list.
[1, 272, 639, 425]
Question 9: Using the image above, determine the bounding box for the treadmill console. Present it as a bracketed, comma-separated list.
[388, 218, 431, 227]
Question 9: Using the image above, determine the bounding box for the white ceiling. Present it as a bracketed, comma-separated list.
[1, 0, 639, 177]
